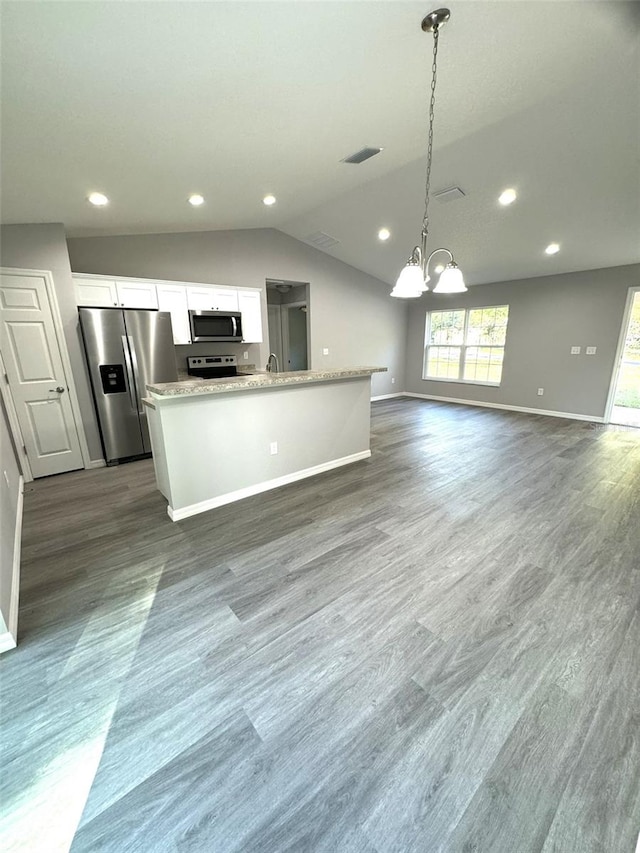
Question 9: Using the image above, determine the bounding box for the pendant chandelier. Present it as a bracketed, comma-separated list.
[391, 8, 467, 298]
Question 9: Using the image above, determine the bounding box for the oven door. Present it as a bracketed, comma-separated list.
[188, 311, 243, 342]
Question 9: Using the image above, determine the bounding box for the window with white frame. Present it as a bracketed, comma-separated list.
[423, 305, 509, 385]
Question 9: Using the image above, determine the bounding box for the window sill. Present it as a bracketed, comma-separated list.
[421, 377, 501, 388]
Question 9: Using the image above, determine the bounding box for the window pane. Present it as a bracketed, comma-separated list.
[468, 306, 509, 345]
[428, 310, 465, 345]
[464, 346, 504, 383]
[426, 346, 461, 379]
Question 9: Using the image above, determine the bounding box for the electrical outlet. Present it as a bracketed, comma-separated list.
[391, 377, 395, 384]
[537, 388, 544, 396]
[586, 346, 597, 355]
[322, 348, 329, 356]
[270, 441, 278, 455]
[570, 346, 581, 355]
[243, 351, 249, 360]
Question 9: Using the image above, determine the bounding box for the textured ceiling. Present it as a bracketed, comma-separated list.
[1, 1, 639, 286]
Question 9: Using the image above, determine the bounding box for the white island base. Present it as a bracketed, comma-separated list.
[144, 368, 384, 521]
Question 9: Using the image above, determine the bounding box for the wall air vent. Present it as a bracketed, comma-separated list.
[433, 186, 466, 203]
[305, 231, 340, 249]
[341, 147, 383, 164]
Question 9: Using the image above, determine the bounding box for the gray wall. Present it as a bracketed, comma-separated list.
[67, 228, 407, 397]
[0, 223, 103, 460]
[405, 263, 640, 419]
[0, 394, 21, 643]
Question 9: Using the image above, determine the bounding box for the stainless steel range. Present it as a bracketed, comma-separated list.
[187, 354, 239, 379]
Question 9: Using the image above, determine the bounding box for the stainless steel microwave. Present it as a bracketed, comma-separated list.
[188, 310, 243, 342]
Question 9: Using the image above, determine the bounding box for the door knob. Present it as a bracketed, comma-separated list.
[49, 386, 65, 393]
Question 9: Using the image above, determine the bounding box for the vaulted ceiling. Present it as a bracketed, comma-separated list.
[1, 1, 639, 286]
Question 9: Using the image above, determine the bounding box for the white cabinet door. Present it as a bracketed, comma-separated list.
[157, 284, 191, 345]
[211, 288, 239, 311]
[238, 290, 263, 343]
[186, 286, 238, 312]
[115, 280, 159, 309]
[1, 272, 84, 477]
[74, 277, 118, 307]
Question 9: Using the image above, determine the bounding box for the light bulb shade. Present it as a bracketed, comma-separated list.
[390, 260, 428, 298]
[432, 263, 467, 294]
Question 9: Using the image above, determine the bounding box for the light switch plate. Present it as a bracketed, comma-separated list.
[322, 348, 329, 356]
[586, 346, 597, 355]
[571, 346, 581, 355]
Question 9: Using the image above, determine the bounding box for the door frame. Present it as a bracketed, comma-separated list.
[604, 284, 640, 424]
[0, 267, 92, 479]
[282, 301, 309, 371]
[0, 348, 33, 481]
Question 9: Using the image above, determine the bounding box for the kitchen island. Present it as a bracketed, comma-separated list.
[144, 367, 386, 520]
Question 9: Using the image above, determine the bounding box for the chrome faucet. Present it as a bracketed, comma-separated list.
[266, 353, 279, 373]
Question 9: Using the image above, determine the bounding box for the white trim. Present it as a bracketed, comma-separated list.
[0, 267, 92, 471]
[87, 458, 106, 469]
[371, 393, 404, 401]
[423, 304, 509, 384]
[403, 392, 604, 423]
[0, 350, 33, 482]
[168, 450, 371, 521]
[0, 473, 23, 653]
[420, 377, 501, 388]
[8, 475, 23, 640]
[604, 285, 640, 423]
[0, 631, 16, 654]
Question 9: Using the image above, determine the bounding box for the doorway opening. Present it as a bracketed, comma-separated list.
[266, 280, 310, 372]
[607, 287, 640, 428]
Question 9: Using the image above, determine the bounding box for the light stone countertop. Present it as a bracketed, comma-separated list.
[147, 366, 387, 398]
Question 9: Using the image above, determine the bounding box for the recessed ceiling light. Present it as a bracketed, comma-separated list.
[263, 194, 276, 206]
[434, 264, 445, 274]
[88, 192, 109, 207]
[545, 242, 560, 255]
[188, 194, 205, 207]
[378, 228, 391, 241]
[498, 188, 517, 206]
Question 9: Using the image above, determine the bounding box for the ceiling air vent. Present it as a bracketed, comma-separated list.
[433, 186, 466, 203]
[305, 231, 340, 249]
[341, 147, 383, 164]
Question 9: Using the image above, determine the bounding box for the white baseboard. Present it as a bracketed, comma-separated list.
[87, 459, 106, 469]
[0, 631, 17, 653]
[403, 393, 604, 423]
[1, 475, 23, 654]
[168, 449, 372, 521]
[371, 393, 404, 401]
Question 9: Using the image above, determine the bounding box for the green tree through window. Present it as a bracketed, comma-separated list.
[423, 305, 509, 384]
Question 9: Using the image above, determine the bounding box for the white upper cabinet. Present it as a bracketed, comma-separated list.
[74, 276, 158, 309]
[238, 290, 263, 343]
[115, 280, 158, 309]
[186, 286, 238, 312]
[156, 284, 191, 345]
[74, 277, 118, 307]
[74, 275, 263, 346]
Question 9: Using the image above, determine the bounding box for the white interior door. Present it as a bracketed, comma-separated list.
[0, 272, 84, 477]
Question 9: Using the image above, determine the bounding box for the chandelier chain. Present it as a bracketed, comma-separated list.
[422, 26, 440, 243]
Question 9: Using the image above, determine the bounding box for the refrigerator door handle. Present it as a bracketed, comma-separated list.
[127, 336, 144, 414]
[121, 335, 138, 412]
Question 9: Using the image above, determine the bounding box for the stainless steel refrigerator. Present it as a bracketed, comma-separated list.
[79, 307, 178, 464]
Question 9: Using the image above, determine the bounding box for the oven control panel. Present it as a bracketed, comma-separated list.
[187, 355, 237, 368]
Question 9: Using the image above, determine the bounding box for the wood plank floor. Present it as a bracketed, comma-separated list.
[2, 399, 640, 852]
